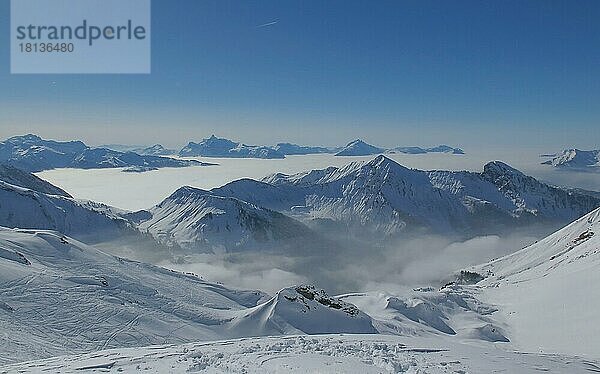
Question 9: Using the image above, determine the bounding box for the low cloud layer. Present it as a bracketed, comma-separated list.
[151, 229, 543, 296]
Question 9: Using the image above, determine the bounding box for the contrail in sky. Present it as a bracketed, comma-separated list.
[256, 20, 279, 28]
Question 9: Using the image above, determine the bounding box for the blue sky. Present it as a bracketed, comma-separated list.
[0, 0, 599, 149]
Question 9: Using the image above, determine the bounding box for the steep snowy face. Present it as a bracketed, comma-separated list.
[229, 285, 376, 336]
[137, 186, 315, 253]
[0, 227, 266, 364]
[179, 135, 285, 159]
[479, 160, 599, 220]
[0, 164, 71, 197]
[472, 207, 600, 281]
[466, 207, 600, 357]
[335, 139, 385, 156]
[542, 148, 600, 169]
[0, 134, 198, 172]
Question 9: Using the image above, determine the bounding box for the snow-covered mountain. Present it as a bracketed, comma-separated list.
[179, 135, 285, 159]
[0, 164, 71, 197]
[335, 140, 464, 156]
[335, 139, 385, 156]
[0, 180, 137, 243]
[541, 148, 600, 169]
[465, 206, 600, 357]
[388, 145, 465, 155]
[214, 156, 600, 237]
[134, 144, 177, 156]
[0, 166, 168, 249]
[0, 134, 200, 172]
[136, 186, 323, 253]
[273, 142, 334, 155]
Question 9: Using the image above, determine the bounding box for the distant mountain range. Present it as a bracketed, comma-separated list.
[335, 139, 464, 156]
[542, 149, 600, 169]
[179, 135, 286, 159]
[1, 152, 598, 251]
[273, 142, 334, 155]
[0, 135, 205, 172]
[127, 135, 465, 159]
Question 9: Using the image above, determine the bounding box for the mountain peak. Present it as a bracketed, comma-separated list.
[163, 186, 213, 204]
[482, 161, 524, 177]
[335, 139, 384, 156]
[8, 134, 42, 142]
[542, 149, 600, 169]
[366, 154, 402, 169]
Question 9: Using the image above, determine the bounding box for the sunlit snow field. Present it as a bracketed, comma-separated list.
[37, 148, 600, 211]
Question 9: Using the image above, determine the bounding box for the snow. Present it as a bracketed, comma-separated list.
[388, 145, 464, 155]
[3, 158, 600, 370]
[0, 134, 202, 172]
[0, 164, 71, 197]
[218, 155, 600, 237]
[335, 139, 385, 156]
[467, 207, 600, 357]
[136, 186, 316, 253]
[0, 180, 138, 243]
[273, 142, 335, 155]
[3, 334, 599, 373]
[229, 285, 377, 336]
[35, 151, 600, 211]
[542, 148, 600, 169]
[0, 227, 383, 365]
[0, 227, 267, 364]
[179, 135, 286, 159]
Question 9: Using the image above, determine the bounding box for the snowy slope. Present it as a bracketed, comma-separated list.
[0, 164, 71, 197]
[0, 180, 138, 243]
[335, 139, 385, 156]
[466, 207, 600, 357]
[215, 155, 600, 236]
[179, 135, 285, 159]
[542, 148, 600, 169]
[229, 285, 376, 336]
[0, 134, 200, 172]
[341, 286, 508, 342]
[136, 186, 325, 253]
[0, 228, 386, 365]
[0, 227, 267, 365]
[4, 334, 599, 373]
